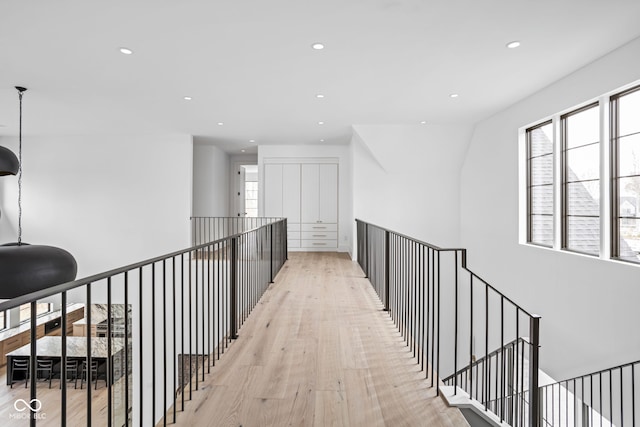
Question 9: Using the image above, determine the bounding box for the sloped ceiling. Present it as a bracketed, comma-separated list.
[1, 0, 640, 153]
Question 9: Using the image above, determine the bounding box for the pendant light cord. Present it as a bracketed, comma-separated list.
[17, 87, 25, 246]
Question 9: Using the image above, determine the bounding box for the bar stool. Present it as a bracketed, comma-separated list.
[80, 360, 107, 390]
[36, 359, 54, 388]
[61, 359, 79, 389]
[10, 358, 29, 388]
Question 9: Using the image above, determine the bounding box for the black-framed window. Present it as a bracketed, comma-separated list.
[561, 103, 600, 256]
[527, 121, 554, 247]
[611, 85, 640, 263]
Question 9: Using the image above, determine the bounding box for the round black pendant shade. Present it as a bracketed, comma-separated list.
[0, 146, 19, 176]
[0, 244, 78, 299]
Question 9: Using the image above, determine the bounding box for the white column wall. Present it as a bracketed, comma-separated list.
[192, 142, 229, 217]
[460, 36, 640, 380]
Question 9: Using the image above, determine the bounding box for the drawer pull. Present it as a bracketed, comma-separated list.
[312, 227, 326, 229]
[312, 234, 325, 237]
[313, 243, 326, 246]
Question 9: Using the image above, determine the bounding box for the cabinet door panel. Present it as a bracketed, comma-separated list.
[318, 164, 338, 223]
[264, 164, 283, 217]
[301, 164, 320, 223]
[282, 164, 301, 222]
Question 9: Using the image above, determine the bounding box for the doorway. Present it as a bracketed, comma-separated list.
[233, 163, 258, 217]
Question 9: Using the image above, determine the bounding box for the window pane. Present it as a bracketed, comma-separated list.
[528, 122, 554, 246]
[618, 177, 640, 218]
[566, 106, 599, 149]
[567, 144, 599, 182]
[530, 124, 553, 156]
[20, 303, 51, 322]
[531, 185, 553, 215]
[531, 154, 553, 185]
[618, 134, 640, 177]
[531, 215, 553, 246]
[619, 89, 640, 137]
[567, 216, 600, 255]
[619, 218, 640, 262]
[567, 181, 600, 216]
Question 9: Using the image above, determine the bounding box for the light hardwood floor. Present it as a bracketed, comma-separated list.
[0, 365, 127, 426]
[161, 252, 468, 427]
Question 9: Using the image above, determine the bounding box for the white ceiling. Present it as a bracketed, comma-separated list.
[1, 0, 640, 154]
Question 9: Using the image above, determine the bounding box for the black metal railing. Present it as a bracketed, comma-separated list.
[538, 359, 640, 427]
[190, 216, 283, 247]
[0, 217, 287, 426]
[356, 219, 541, 427]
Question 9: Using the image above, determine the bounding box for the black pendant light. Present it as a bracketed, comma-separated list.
[0, 146, 19, 176]
[0, 86, 77, 299]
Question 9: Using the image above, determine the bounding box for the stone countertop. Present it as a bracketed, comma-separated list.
[72, 304, 128, 326]
[0, 303, 84, 342]
[6, 336, 125, 358]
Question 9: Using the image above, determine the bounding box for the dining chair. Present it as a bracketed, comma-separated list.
[10, 358, 29, 388]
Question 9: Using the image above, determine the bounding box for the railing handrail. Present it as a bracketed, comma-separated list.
[442, 336, 530, 383]
[355, 219, 535, 317]
[539, 358, 640, 390]
[355, 218, 466, 252]
[0, 218, 286, 312]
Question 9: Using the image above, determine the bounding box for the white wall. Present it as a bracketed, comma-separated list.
[352, 124, 473, 248]
[460, 36, 640, 380]
[192, 142, 229, 217]
[258, 144, 353, 254]
[0, 134, 193, 280]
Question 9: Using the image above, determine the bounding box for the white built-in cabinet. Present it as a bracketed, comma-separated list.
[263, 160, 338, 250]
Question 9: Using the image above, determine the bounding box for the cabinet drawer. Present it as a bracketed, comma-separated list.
[302, 231, 337, 240]
[302, 239, 338, 248]
[301, 223, 337, 232]
[4, 335, 24, 353]
[288, 240, 301, 248]
[287, 231, 301, 240]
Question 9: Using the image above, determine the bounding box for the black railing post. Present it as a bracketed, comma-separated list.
[383, 230, 390, 311]
[529, 315, 542, 427]
[269, 223, 274, 283]
[230, 236, 239, 339]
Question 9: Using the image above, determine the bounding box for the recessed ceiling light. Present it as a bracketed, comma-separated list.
[312, 43, 324, 50]
[241, 149, 246, 153]
[119, 47, 133, 55]
[217, 122, 224, 126]
[506, 41, 521, 49]
[316, 94, 325, 99]
[183, 96, 192, 101]
[450, 93, 459, 98]
[420, 121, 427, 125]
[320, 139, 325, 142]
[249, 140, 255, 143]
[318, 121, 324, 125]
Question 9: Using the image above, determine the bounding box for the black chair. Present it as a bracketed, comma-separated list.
[80, 360, 107, 390]
[36, 359, 54, 388]
[60, 359, 79, 389]
[10, 358, 29, 388]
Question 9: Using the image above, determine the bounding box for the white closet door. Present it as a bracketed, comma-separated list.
[318, 164, 338, 223]
[301, 164, 320, 223]
[282, 164, 301, 223]
[263, 164, 283, 217]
